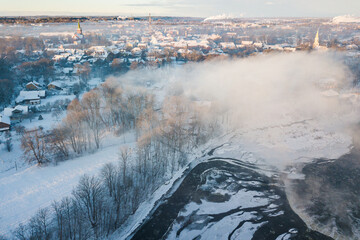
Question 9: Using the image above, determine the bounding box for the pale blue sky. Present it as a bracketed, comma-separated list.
[0, 0, 360, 17]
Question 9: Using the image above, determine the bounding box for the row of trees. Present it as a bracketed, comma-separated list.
[0, 37, 45, 58]
[17, 58, 55, 84]
[16, 79, 220, 239]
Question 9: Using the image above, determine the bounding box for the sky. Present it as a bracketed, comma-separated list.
[1, 0, 360, 18]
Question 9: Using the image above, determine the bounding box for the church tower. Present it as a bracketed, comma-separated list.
[77, 19, 83, 34]
[313, 30, 320, 49]
[73, 19, 84, 44]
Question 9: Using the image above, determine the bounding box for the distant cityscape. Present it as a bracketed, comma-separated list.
[1, 15, 360, 128]
[1, 14, 360, 240]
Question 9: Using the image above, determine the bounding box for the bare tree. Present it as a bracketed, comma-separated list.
[73, 175, 104, 239]
[76, 62, 91, 86]
[27, 208, 51, 240]
[81, 90, 105, 149]
[101, 163, 117, 197]
[5, 131, 12, 152]
[49, 125, 70, 160]
[119, 146, 130, 185]
[21, 128, 51, 165]
[13, 223, 28, 240]
[64, 99, 87, 154]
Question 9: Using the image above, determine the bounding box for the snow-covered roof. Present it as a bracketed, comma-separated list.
[26, 81, 42, 89]
[16, 90, 45, 103]
[219, 42, 236, 49]
[48, 81, 63, 88]
[0, 115, 10, 125]
[27, 81, 40, 86]
[63, 67, 73, 74]
[4, 105, 29, 117]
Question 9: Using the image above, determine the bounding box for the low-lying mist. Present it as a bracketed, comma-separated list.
[110, 50, 360, 240]
[120, 52, 357, 126]
[108, 52, 360, 172]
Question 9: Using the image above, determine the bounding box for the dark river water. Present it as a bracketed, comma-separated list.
[288, 149, 360, 239]
[130, 157, 332, 240]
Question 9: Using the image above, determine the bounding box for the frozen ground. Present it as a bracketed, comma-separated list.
[0, 111, 66, 175]
[0, 131, 136, 236]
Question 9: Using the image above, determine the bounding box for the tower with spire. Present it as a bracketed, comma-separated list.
[77, 19, 82, 34]
[73, 19, 84, 45]
[313, 29, 320, 49]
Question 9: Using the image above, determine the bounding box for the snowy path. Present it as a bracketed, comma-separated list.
[0, 132, 135, 236]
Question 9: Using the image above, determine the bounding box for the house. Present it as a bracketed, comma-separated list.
[89, 46, 108, 59]
[52, 54, 70, 61]
[48, 81, 63, 90]
[242, 41, 254, 46]
[63, 67, 73, 76]
[131, 47, 142, 56]
[15, 90, 46, 105]
[0, 115, 10, 132]
[26, 81, 42, 90]
[4, 105, 28, 123]
[219, 42, 236, 49]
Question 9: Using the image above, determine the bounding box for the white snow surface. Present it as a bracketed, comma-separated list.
[0, 131, 136, 236]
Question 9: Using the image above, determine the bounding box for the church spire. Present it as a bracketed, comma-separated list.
[77, 19, 82, 34]
[313, 29, 320, 49]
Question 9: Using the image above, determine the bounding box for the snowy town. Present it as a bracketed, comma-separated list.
[1, 13, 360, 240]
[1, 16, 360, 132]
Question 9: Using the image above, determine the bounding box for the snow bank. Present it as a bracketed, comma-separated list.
[0, 132, 136, 236]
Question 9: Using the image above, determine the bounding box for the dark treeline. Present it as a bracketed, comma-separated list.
[14, 80, 219, 239]
[0, 37, 45, 57]
[0, 17, 97, 25]
[0, 36, 49, 108]
[0, 16, 193, 25]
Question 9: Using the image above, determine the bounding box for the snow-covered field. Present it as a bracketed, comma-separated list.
[0, 94, 75, 174]
[0, 131, 136, 236]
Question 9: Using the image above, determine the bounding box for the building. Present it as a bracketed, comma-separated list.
[48, 81, 63, 90]
[313, 30, 328, 51]
[0, 115, 10, 132]
[15, 90, 46, 105]
[4, 105, 28, 123]
[72, 20, 85, 45]
[313, 30, 320, 49]
[26, 81, 42, 90]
